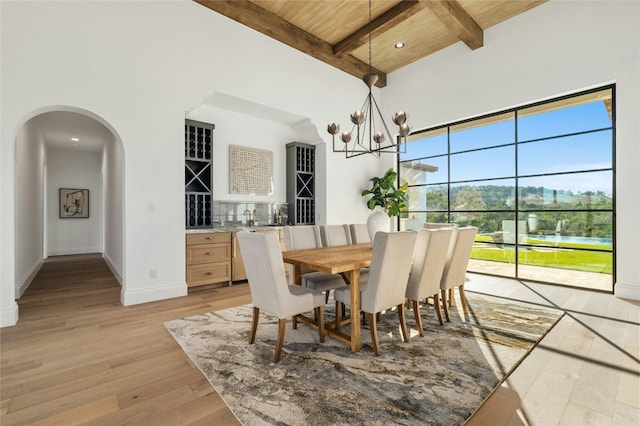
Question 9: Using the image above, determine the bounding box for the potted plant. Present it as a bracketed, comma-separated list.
[361, 168, 409, 216]
[361, 168, 408, 239]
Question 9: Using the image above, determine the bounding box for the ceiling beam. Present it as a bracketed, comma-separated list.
[426, 0, 483, 50]
[194, 0, 387, 87]
[333, 0, 422, 58]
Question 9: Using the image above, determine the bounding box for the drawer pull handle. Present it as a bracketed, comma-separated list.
[206, 236, 214, 240]
[206, 252, 213, 256]
[205, 272, 213, 276]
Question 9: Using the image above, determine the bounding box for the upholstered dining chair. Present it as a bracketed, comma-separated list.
[423, 222, 457, 229]
[319, 224, 352, 247]
[283, 225, 346, 300]
[236, 231, 325, 363]
[405, 228, 453, 336]
[333, 231, 417, 356]
[439, 226, 478, 322]
[349, 223, 371, 244]
[283, 225, 321, 282]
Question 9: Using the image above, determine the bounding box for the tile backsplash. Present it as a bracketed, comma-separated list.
[211, 201, 289, 227]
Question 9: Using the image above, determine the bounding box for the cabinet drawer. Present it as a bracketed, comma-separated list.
[186, 243, 231, 265]
[186, 232, 231, 246]
[186, 262, 231, 287]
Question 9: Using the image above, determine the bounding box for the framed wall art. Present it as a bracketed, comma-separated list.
[59, 188, 89, 218]
[229, 145, 273, 195]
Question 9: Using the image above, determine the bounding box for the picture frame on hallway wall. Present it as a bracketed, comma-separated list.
[59, 188, 89, 219]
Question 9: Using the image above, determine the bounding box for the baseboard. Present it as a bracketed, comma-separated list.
[103, 253, 123, 287]
[0, 301, 19, 327]
[16, 258, 44, 298]
[614, 281, 640, 301]
[48, 247, 101, 256]
[121, 281, 188, 306]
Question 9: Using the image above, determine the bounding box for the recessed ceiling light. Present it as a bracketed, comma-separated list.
[394, 42, 405, 49]
[71, 137, 79, 142]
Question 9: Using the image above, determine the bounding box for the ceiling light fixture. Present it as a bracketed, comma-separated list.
[394, 42, 405, 49]
[327, 0, 410, 158]
[71, 137, 79, 141]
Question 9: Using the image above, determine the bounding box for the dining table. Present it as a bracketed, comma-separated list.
[281, 243, 372, 353]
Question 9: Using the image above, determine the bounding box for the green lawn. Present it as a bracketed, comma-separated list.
[472, 236, 613, 274]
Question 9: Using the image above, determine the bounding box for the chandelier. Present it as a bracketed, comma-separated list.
[328, 0, 411, 158]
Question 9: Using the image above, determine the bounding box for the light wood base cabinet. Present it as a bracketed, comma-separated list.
[186, 232, 231, 288]
[232, 229, 286, 282]
[231, 232, 247, 281]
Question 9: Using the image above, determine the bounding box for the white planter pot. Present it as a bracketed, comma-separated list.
[367, 209, 390, 241]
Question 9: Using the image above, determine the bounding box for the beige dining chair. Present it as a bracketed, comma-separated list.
[423, 222, 457, 229]
[440, 226, 478, 321]
[283, 225, 346, 300]
[319, 224, 352, 247]
[349, 223, 371, 244]
[405, 228, 453, 336]
[333, 231, 417, 356]
[236, 231, 325, 363]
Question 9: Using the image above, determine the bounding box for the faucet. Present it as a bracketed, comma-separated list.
[244, 209, 252, 227]
[252, 209, 257, 227]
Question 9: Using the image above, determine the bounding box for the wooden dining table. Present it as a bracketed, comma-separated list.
[281, 243, 372, 353]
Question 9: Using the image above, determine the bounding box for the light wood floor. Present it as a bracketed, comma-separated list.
[1, 254, 638, 425]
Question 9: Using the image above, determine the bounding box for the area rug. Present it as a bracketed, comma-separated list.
[165, 292, 563, 426]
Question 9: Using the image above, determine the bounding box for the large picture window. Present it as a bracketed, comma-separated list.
[399, 86, 614, 291]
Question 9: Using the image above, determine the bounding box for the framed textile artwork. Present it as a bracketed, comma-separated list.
[229, 145, 273, 195]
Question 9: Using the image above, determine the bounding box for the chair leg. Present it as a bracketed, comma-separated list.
[398, 303, 409, 342]
[368, 313, 380, 356]
[292, 315, 298, 329]
[433, 293, 444, 325]
[274, 318, 286, 363]
[250, 306, 259, 344]
[316, 306, 325, 343]
[335, 301, 342, 331]
[441, 289, 450, 322]
[459, 284, 469, 315]
[325, 291, 330, 304]
[449, 288, 454, 307]
[412, 299, 424, 337]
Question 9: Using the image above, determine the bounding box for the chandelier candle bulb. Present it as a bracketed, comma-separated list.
[374, 132, 385, 144]
[327, 123, 340, 135]
[399, 123, 411, 137]
[392, 111, 407, 125]
[351, 111, 365, 125]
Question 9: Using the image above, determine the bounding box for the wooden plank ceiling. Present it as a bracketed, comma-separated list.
[194, 0, 547, 88]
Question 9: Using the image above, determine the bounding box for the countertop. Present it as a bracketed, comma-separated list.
[186, 225, 285, 234]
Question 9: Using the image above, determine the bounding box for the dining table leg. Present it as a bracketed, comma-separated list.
[294, 265, 302, 285]
[349, 268, 361, 352]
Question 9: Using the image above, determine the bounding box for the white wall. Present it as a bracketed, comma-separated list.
[385, 0, 640, 300]
[46, 147, 103, 256]
[14, 121, 45, 298]
[103, 132, 125, 286]
[1, 0, 380, 323]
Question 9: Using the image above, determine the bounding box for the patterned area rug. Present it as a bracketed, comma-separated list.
[165, 292, 562, 426]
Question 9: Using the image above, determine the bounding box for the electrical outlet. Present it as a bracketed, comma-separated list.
[149, 269, 158, 279]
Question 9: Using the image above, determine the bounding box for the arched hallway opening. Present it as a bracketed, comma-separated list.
[11, 107, 126, 320]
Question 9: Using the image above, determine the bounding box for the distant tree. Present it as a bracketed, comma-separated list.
[453, 186, 486, 211]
